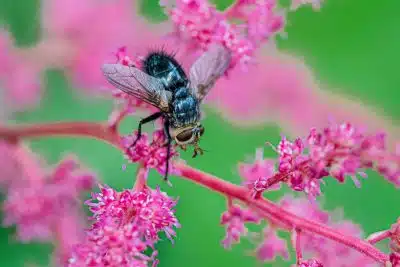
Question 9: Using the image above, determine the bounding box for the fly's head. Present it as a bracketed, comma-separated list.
[171, 123, 205, 158]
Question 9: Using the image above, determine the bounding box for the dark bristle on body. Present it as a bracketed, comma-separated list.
[142, 47, 188, 90]
[142, 50, 180, 75]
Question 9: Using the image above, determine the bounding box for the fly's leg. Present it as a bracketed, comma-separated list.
[129, 112, 163, 150]
[163, 119, 172, 181]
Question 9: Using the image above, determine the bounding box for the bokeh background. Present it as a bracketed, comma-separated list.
[0, 0, 399, 266]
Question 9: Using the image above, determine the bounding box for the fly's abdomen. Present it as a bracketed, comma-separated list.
[172, 87, 200, 126]
[142, 51, 188, 91]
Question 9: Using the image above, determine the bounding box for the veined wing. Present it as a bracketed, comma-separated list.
[189, 44, 231, 102]
[102, 64, 171, 112]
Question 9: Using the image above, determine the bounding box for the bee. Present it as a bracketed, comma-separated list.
[102, 44, 231, 180]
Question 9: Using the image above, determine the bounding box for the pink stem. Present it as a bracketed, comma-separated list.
[108, 106, 132, 133]
[133, 165, 149, 191]
[367, 230, 392, 245]
[0, 122, 121, 148]
[292, 228, 302, 265]
[0, 121, 390, 264]
[176, 162, 388, 263]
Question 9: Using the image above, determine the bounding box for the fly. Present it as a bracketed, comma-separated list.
[101, 44, 231, 180]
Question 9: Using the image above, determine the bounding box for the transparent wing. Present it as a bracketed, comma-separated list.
[102, 64, 170, 112]
[189, 44, 231, 102]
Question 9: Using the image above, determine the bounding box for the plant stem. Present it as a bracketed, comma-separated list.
[367, 230, 392, 245]
[292, 228, 302, 265]
[0, 122, 121, 148]
[0, 121, 389, 264]
[133, 165, 149, 191]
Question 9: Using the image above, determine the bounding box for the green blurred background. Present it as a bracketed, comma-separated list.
[0, 0, 399, 266]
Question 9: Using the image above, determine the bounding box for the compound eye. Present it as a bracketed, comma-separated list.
[176, 129, 194, 143]
[199, 125, 205, 136]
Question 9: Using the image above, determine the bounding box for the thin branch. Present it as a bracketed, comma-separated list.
[367, 230, 392, 245]
[108, 106, 132, 133]
[0, 122, 121, 148]
[292, 228, 302, 265]
[133, 165, 149, 191]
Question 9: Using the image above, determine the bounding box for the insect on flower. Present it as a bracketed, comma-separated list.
[102, 44, 231, 180]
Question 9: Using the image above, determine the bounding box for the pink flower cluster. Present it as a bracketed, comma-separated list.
[4, 156, 94, 241]
[0, 31, 41, 110]
[220, 203, 260, 249]
[220, 194, 377, 266]
[220, 202, 290, 262]
[280, 196, 376, 266]
[0, 148, 95, 264]
[163, 0, 285, 69]
[256, 227, 289, 262]
[69, 185, 180, 266]
[239, 148, 280, 194]
[245, 122, 399, 200]
[122, 129, 179, 175]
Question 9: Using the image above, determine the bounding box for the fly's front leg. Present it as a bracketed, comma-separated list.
[129, 112, 163, 149]
[163, 119, 172, 181]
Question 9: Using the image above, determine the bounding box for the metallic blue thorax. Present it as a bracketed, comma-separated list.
[143, 52, 200, 127]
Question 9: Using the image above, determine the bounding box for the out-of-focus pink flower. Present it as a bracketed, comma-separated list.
[0, 141, 21, 188]
[70, 185, 179, 266]
[220, 204, 260, 248]
[238, 148, 280, 193]
[3, 156, 95, 242]
[205, 50, 397, 146]
[279, 195, 329, 223]
[0, 30, 41, 110]
[54, 211, 86, 266]
[122, 129, 179, 175]
[256, 228, 289, 262]
[41, 0, 166, 91]
[279, 195, 377, 267]
[291, 0, 324, 11]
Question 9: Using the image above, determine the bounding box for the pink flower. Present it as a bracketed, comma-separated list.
[69, 221, 154, 267]
[122, 129, 179, 175]
[3, 156, 95, 242]
[0, 141, 21, 188]
[164, 0, 284, 70]
[204, 49, 395, 147]
[54, 211, 86, 266]
[0, 30, 41, 110]
[0, 151, 95, 265]
[70, 185, 179, 266]
[279, 195, 377, 267]
[256, 228, 289, 262]
[220, 204, 260, 248]
[238, 148, 279, 191]
[41, 0, 165, 91]
[254, 123, 399, 199]
[279, 195, 329, 224]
